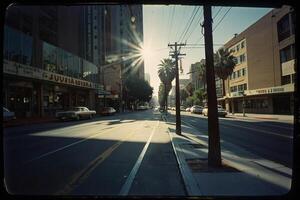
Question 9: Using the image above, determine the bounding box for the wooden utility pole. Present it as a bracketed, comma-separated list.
[168, 42, 186, 135]
[203, 5, 222, 167]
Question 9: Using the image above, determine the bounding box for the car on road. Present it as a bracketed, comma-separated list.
[137, 105, 148, 110]
[190, 105, 203, 114]
[56, 107, 96, 120]
[99, 107, 116, 116]
[185, 107, 191, 112]
[180, 106, 186, 111]
[3, 107, 16, 121]
[202, 105, 227, 117]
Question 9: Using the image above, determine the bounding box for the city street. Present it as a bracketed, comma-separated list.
[3, 109, 293, 195]
[3, 111, 185, 195]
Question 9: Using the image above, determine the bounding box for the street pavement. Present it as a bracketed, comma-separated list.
[3, 111, 185, 196]
[3, 109, 294, 196]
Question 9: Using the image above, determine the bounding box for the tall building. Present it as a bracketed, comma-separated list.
[221, 5, 295, 114]
[3, 5, 105, 118]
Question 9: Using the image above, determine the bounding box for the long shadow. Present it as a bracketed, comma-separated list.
[3, 125, 185, 196]
[166, 112, 293, 168]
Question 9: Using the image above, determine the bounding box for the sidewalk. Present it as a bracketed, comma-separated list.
[227, 112, 294, 123]
[162, 115, 292, 196]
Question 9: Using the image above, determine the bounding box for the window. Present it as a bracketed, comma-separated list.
[242, 68, 245, 76]
[237, 70, 241, 77]
[4, 26, 33, 66]
[280, 45, 294, 63]
[239, 54, 246, 63]
[236, 44, 240, 52]
[277, 14, 290, 42]
[241, 41, 245, 48]
[233, 71, 236, 79]
[281, 75, 291, 85]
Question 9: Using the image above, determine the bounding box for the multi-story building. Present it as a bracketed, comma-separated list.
[3, 6, 104, 118]
[221, 5, 295, 114]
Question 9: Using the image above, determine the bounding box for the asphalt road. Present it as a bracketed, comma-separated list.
[173, 111, 294, 168]
[3, 110, 186, 196]
[3, 110, 293, 195]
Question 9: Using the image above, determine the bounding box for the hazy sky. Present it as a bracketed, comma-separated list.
[142, 5, 273, 96]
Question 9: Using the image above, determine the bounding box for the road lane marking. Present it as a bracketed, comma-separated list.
[57, 129, 139, 195]
[119, 120, 160, 195]
[23, 122, 132, 165]
[220, 122, 293, 139]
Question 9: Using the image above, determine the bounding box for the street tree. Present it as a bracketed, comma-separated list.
[214, 48, 237, 111]
[125, 75, 153, 109]
[157, 58, 176, 110]
[158, 83, 166, 108]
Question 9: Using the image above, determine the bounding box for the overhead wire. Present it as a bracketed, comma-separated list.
[177, 6, 197, 42]
[179, 6, 201, 43]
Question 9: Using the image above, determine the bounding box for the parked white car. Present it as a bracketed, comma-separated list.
[56, 107, 96, 120]
[202, 105, 227, 117]
[3, 107, 16, 121]
[190, 105, 204, 114]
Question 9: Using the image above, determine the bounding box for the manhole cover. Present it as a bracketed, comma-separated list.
[186, 158, 240, 173]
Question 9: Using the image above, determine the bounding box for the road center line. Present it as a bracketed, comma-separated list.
[119, 120, 160, 195]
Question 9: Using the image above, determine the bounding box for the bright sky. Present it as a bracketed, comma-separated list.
[142, 5, 273, 96]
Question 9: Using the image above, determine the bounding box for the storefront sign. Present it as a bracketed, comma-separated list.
[246, 84, 294, 96]
[281, 59, 295, 76]
[3, 59, 104, 90]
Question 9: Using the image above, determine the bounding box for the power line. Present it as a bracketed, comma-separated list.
[184, 7, 204, 43]
[194, 7, 232, 44]
[213, 7, 223, 20]
[179, 6, 200, 43]
[177, 6, 197, 42]
[213, 7, 232, 31]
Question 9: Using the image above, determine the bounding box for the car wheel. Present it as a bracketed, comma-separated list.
[89, 114, 92, 119]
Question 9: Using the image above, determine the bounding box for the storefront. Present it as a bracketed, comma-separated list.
[222, 84, 294, 114]
[3, 59, 103, 118]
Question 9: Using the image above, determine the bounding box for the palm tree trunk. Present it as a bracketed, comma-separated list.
[164, 83, 167, 111]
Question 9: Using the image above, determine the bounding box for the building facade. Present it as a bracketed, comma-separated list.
[221, 5, 295, 114]
[3, 6, 104, 118]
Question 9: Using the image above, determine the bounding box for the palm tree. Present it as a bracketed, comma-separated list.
[158, 58, 176, 111]
[214, 48, 237, 111]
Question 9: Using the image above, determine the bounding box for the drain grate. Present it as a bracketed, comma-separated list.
[186, 158, 240, 173]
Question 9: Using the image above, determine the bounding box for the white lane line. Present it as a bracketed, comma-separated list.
[23, 123, 128, 165]
[119, 121, 160, 195]
[220, 122, 293, 139]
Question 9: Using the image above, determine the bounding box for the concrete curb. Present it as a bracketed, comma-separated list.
[164, 114, 292, 195]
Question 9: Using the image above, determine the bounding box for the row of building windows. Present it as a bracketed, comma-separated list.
[3, 25, 99, 83]
[230, 83, 247, 93]
[229, 41, 245, 53]
[230, 68, 247, 80]
[235, 53, 246, 65]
